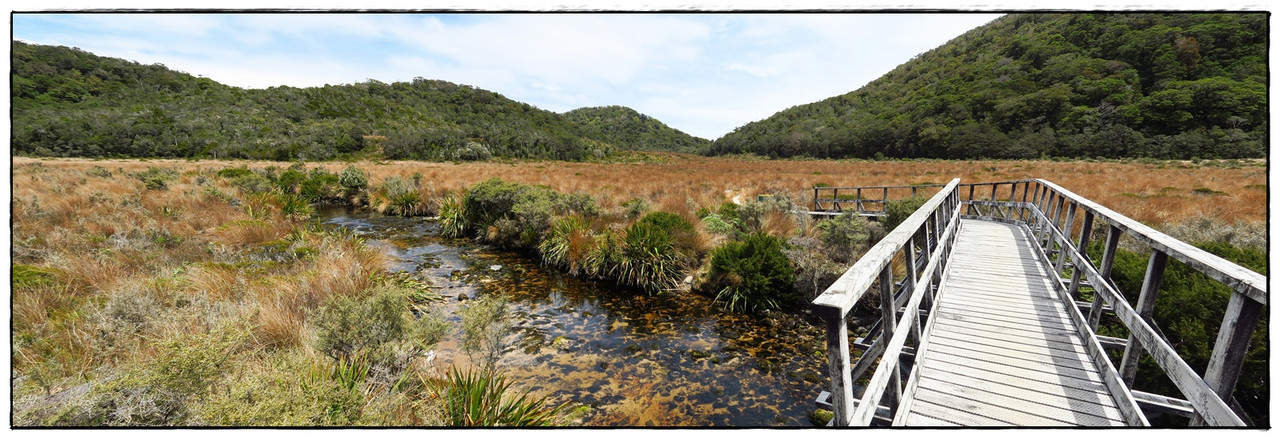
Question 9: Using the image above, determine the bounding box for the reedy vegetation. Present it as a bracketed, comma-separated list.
[11, 156, 1268, 424]
[10, 159, 565, 426]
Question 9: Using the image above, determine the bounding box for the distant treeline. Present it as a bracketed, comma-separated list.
[707, 13, 1267, 160]
[11, 41, 706, 161]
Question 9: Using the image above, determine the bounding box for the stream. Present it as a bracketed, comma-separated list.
[315, 206, 833, 426]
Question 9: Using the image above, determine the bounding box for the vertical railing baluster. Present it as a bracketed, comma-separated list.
[1055, 202, 1077, 275]
[878, 265, 902, 411]
[1119, 249, 1169, 386]
[904, 239, 921, 343]
[1089, 225, 1122, 331]
[1194, 292, 1264, 426]
[1068, 211, 1095, 302]
[822, 313, 854, 426]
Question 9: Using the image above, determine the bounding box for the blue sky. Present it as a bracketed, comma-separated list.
[15, 10, 1006, 139]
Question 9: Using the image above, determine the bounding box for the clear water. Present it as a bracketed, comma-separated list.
[316, 206, 832, 426]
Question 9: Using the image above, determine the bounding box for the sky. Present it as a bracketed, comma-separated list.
[10, 7, 1012, 140]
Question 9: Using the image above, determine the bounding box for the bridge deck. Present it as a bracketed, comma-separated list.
[898, 219, 1130, 426]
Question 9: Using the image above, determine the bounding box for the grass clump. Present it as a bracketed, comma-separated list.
[132, 167, 178, 190]
[425, 367, 567, 427]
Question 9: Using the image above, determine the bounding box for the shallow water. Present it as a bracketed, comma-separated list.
[316, 206, 832, 426]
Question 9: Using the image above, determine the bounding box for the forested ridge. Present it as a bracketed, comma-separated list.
[707, 13, 1268, 160]
[563, 106, 710, 153]
[10, 40, 703, 161]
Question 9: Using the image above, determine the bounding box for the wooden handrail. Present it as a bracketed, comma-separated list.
[811, 178, 1264, 426]
[811, 178, 961, 426]
[953, 179, 1265, 426]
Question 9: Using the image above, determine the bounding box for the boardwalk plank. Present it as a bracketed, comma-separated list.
[903, 219, 1131, 426]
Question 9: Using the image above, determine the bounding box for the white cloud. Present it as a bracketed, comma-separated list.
[13, 12, 1002, 139]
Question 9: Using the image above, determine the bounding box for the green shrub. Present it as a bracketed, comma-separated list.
[377, 177, 425, 216]
[438, 193, 468, 238]
[621, 198, 651, 219]
[338, 165, 368, 196]
[539, 215, 592, 275]
[708, 232, 797, 312]
[276, 168, 307, 193]
[300, 169, 343, 203]
[459, 295, 509, 368]
[277, 193, 314, 221]
[1097, 239, 1268, 424]
[228, 172, 275, 194]
[818, 212, 871, 263]
[88, 165, 113, 178]
[199, 353, 364, 426]
[215, 167, 255, 179]
[616, 221, 683, 292]
[463, 178, 597, 248]
[883, 196, 927, 232]
[426, 367, 566, 427]
[701, 213, 736, 236]
[132, 167, 177, 191]
[311, 286, 445, 364]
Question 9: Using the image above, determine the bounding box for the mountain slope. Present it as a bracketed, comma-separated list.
[563, 106, 710, 153]
[10, 41, 700, 161]
[706, 13, 1267, 160]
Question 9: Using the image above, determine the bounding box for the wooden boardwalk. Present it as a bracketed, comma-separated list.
[897, 219, 1131, 426]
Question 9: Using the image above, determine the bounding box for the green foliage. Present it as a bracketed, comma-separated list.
[13, 264, 59, 289]
[199, 353, 365, 426]
[1097, 239, 1268, 424]
[621, 198, 651, 219]
[9, 42, 703, 161]
[87, 165, 113, 178]
[376, 177, 425, 216]
[86, 324, 249, 425]
[616, 220, 683, 293]
[426, 367, 567, 427]
[708, 232, 798, 312]
[277, 193, 314, 221]
[459, 295, 510, 368]
[562, 105, 711, 154]
[817, 212, 871, 263]
[883, 196, 927, 232]
[705, 13, 1267, 160]
[299, 169, 343, 203]
[700, 213, 737, 236]
[215, 167, 255, 179]
[227, 171, 275, 194]
[132, 167, 178, 190]
[437, 193, 468, 238]
[311, 286, 446, 365]
[538, 215, 592, 275]
[462, 178, 598, 248]
[338, 165, 368, 196]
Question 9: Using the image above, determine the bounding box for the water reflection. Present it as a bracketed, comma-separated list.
[314, 206, 830, 426]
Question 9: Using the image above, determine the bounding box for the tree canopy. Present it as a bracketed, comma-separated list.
[706, 13, 1267, 160]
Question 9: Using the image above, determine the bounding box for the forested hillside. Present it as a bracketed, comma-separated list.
[563, 106, 710, 153]
[10, 41, 702, 161]
[707, 13, 1268, 160]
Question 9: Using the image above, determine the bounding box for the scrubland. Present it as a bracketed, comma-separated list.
[9, 154, 1267, 426]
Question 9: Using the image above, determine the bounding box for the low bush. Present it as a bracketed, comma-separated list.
[708, 232, 797, 312]
[132, 167, 177, 191]
[311, 286, 446, 368]
[463, 178, 597, 248]
[883, 196, 927, 232]
[818, 212, 871, 263]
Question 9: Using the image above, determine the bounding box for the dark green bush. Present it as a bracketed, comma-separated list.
[132, 167, 177, 191]
[883, 196, 927, 232]
[311, 287, 446, 365]
[818, 212, 871, 263]
[708, 232, 797, 312]
[338, 165, 367, 197]
[299, 169, 343, 202]
[463, 178, 597, 248]
[616, 221, 682, 292]
[215, 167, 255, 179]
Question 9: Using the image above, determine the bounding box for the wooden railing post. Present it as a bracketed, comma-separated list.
[904, 239, 922, 343]
[821, 313, 854, 426]
[1089, 225, 1122, 331]
[813, 187, 820, 212]
[878, 266, 902, 409]
[1193, 292, 1264, 425]
[1119, 249, 1169, 386]
[1068, 211, 1095, 301]
[1055, 202, 1078, 274]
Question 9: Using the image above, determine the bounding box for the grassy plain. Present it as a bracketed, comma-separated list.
[8, 154, 1267, 425]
